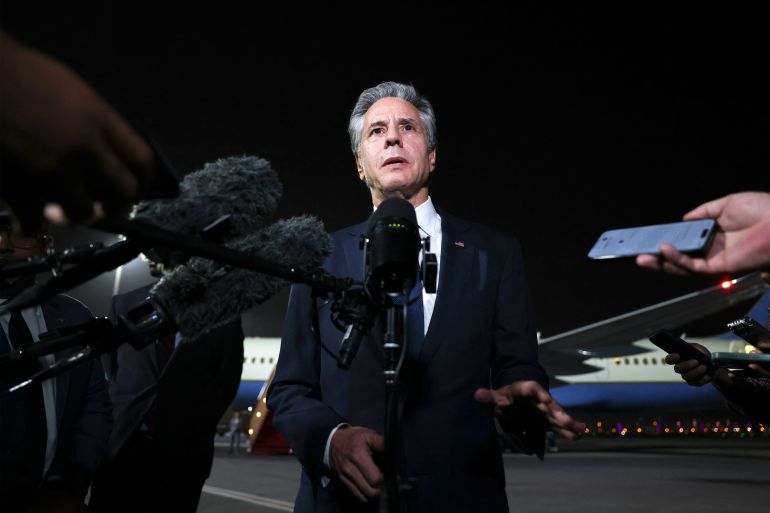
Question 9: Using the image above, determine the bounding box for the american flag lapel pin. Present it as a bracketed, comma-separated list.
[454, 241, 465, 248]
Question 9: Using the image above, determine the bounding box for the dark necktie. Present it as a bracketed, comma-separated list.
[395, 275, 424, 360]
[0, 310, 47, 496]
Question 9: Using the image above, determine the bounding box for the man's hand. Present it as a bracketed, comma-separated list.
[329, 426, 384, 502]
[636, 192, 770, 275]
[0, 32, 155, 232]
[474, 380, 585, 440]
[664, 342, 736, 387]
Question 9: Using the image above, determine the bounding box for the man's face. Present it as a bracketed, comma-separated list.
[355, 97, 436, 206]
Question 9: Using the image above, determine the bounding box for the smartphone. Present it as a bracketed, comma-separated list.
[649, 329, 715, 370]
[711, 352, 770, 368]
[727, 317, 770, 348]
[588, 219, 717, 259]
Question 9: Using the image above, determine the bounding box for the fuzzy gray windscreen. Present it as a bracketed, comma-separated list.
[151, 215, 332, 341]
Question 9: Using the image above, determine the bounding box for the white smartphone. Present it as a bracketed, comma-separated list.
[588, 219, 717, 259]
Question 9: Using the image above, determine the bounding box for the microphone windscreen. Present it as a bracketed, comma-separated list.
[152, 215, 331, 341]
[132, 155, 282, 238]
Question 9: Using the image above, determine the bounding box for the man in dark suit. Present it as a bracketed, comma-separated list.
[0, 212, 113, 512]
[268, 82, 584, 512]
[89, 270, 245, 513]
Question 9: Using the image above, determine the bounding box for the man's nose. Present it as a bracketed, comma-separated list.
[385, 125, 401, 147]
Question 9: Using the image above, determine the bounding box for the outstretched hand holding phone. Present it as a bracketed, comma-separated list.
[635, 192, 770, 275]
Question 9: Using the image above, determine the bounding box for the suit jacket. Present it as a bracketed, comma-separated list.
[0, 295, 113, 500]
[268, 209, 548, 513]
[104, 283, 244, 478]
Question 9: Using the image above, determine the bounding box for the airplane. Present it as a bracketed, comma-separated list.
[233, 272, 770, 423]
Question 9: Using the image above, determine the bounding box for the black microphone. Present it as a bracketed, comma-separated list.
[132, 155, 282, 264]
[364, 197, 421, 296]
[150, 215, 332, 341]
[337, 198, 420, 369]
[1, 215, 333, 376]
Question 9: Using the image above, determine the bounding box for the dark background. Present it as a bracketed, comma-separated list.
[3, 4, 767, 337]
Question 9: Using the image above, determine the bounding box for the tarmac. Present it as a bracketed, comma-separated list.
[200, 435, 769, 512]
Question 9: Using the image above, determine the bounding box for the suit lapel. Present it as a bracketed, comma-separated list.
[420, 211, 474, 362]
[341, 221, 367, 282]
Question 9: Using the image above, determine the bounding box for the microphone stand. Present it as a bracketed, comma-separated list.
[380, 288, 409, 513]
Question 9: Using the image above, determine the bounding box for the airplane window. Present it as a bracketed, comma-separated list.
[243, 357, 247, 363]
[642, 358, 648, 365]
[260, 358, 265, 364]
[614, 357, 621, 365]
[269, 358, 274, 363]
[251, 357, 257, 364]
[633, 358, 639, 365]
[624, 358, 630, 365]
[651, 358, 657, 364]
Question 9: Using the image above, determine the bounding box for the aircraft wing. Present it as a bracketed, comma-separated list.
[539, 272, 769, 377]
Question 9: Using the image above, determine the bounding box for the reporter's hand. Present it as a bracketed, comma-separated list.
[329, 426, 384, 502]
[664, 343, 734, 386]
[474, 380, 585, 440]
[636, 192, 770, 275]
[0, 32, 155, 232]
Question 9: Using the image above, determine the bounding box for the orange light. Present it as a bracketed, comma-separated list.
[720, 279, 733, 289]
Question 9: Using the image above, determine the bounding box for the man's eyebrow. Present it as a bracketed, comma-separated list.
[366, 117, 421, 129]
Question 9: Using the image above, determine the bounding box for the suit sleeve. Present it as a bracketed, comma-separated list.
[491, 238, 550, 456]
[267, 283, 346, 485]
[492, 237, 548, 389]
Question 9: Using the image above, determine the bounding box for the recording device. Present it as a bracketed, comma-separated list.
[362, 197, 422, 296]
[337, 198, 437, 369]
[132, 155, 282, 266]
[710, 352, 770, 368]
[153, 215, 331, 341]
[588, 219, 717, 259]
[727, 317, 770, 350]
[649, 329, 715, 370]
[0, 214, 333, 390]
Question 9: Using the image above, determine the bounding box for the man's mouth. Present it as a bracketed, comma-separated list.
[383, 157, 408, 167]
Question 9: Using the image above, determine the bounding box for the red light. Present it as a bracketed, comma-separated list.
[721, 280, 733, 289]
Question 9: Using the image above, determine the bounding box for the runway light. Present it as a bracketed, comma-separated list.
[248, 429, 254, 435]
[248, 407, 253, 412]
[256, 411, 262, 418]
[664, 428, 670, 433]
[720, 279, 734, 289]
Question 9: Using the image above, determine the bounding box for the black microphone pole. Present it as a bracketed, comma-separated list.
[96, 217, 350, 293]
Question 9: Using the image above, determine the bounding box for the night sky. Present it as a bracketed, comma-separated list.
[3, 4, 767, 337]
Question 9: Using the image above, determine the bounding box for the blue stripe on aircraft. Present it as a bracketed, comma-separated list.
[551, 383, 725, 411]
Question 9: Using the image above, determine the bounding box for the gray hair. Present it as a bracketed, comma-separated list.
[347, 81, 437, 154]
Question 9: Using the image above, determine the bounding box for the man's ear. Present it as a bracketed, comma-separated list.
[355, 153, 365, 181]
[429, 148, 437, 172]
